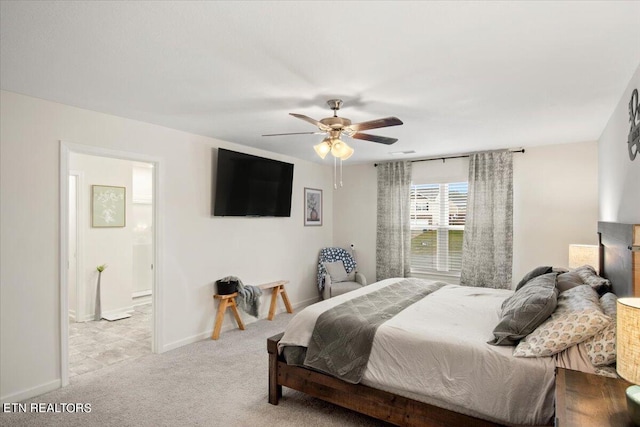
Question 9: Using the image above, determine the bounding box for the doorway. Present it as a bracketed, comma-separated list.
[60, 142, 162, 386]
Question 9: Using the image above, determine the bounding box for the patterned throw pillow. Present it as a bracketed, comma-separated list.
[584, 292, 617, 366]
[594, 365, 618, 378]
[513, 285, 610, 357]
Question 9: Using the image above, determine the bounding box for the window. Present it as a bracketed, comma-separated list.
[410, 182, 468, 274]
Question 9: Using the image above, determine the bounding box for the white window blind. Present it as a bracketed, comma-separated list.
[410, 182, 468, 274]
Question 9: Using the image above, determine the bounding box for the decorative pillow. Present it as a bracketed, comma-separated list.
[573, 265, 612, 296]
[489, 273, 558, 346]
[593, 365, 618, 378]
[323, 261, 348, 282]
[513, 285, 610, 357]
[584, 292, 617, 366]
[557, 271, 585, 293]
[346, 269, 356, 282]
[514, 266, 553, 291]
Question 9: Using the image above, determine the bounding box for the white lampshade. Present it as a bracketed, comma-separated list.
[568, 244, 599, 272]
[330, 139, 350, 158]
[339, 144, 354, 160]
[617, 298, 640, 385]
[313, 140, 331, 159]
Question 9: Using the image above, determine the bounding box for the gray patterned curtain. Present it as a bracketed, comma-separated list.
[460, 151, 513, 288]
[376, 161, 412, 280]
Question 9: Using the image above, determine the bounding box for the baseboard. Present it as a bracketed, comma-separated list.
[132, 290, 152, 298]
[0, 379, 61, 404]
[132, 293, 152, 307]
[162, 294, 320, 353]
[74, 305, 134, 323]
[291, 295, 320, 311]
[162, 331, 213, 352]
[74, 313, 94, 323]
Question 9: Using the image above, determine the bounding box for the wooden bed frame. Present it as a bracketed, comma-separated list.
[267, 222, 639, 427]
[267, 333, 507, 427]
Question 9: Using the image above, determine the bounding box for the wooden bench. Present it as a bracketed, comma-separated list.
[211, 281, 293, 339]
[258, 280, 293, 321]
[211, 293, 245, 340]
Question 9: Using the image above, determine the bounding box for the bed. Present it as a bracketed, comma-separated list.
[267, 222, 639, 427]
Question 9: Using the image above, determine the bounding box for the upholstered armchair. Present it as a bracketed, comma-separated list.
[317, 247, 367, 299]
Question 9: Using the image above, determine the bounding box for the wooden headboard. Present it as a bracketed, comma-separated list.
[597, 222, 640, 297]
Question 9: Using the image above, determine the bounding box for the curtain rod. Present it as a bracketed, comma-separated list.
[374, 148, 525, 166]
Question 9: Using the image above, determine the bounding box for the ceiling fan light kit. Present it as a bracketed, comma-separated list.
[331, 140, 354, 160]
[264, 99, 402, 187]
[314, 137, 354, 161]
[313, 141, 330, 159]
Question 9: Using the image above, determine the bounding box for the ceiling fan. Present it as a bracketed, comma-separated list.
[262, 99, 403, 160]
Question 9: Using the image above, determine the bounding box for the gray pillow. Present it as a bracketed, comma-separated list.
[515, 266, 553, 291]
[557, 271, 584, 293]
[573, 265, 612, 296]
[489, 272, 559, 346]
[323, 261, 348, 282]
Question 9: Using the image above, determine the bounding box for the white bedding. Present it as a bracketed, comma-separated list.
[279, 278, 556, 426]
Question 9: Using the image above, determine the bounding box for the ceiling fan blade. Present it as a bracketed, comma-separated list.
[262, 131, 324, 137]
[351, 132, 398, 145]
[289, 113, 332, 131]
[347, 117, 403, 132]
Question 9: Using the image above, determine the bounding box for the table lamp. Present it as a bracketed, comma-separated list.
[617, 298, 640, 425]
[568, 244, 599, 273]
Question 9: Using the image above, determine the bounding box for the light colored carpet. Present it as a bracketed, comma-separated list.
[1, 313, 389, 426]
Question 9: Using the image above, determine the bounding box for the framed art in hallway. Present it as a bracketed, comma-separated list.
[304, 187, 322, 226]
[92, 185, 126, 227]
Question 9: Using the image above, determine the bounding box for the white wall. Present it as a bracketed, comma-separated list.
[512, 141, 599, 281]
[70, 153, 135, 320]
[599, 63, 640, 223]
[333, 164, 378, 284]
[0, 90, 333, 402]
[334, 141, 599, 287]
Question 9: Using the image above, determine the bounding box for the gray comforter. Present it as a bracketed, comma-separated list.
[296, 278, 446, 383]
[278, 279, 557, 426]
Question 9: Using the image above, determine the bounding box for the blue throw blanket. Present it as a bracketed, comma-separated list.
[218, 276, 262, 317]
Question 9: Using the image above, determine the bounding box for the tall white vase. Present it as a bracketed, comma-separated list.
[94, 272, 102, 321]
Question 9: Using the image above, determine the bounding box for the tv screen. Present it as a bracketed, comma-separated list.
[213, 148, 294, 217]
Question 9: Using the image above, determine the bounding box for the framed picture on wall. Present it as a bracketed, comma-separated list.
[304, 187, 322, 226]
[92, 185, 126, 227]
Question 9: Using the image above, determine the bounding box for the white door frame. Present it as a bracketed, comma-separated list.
[68, 170, 85, 321]
[59, 141, 163, 387]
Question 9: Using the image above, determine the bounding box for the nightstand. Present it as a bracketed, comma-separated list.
[555, 367, 635, 427]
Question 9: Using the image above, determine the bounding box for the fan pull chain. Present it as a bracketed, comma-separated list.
[334, 156, 337, 189]
[340, 158, 343, 187]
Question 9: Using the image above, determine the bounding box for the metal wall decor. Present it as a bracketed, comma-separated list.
[629, 88, 639, 161]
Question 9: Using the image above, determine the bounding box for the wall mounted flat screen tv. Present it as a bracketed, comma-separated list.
[213, 148, 294, 217]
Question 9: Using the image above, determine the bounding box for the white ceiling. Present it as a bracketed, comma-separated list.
[2, 1, 639, 164]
